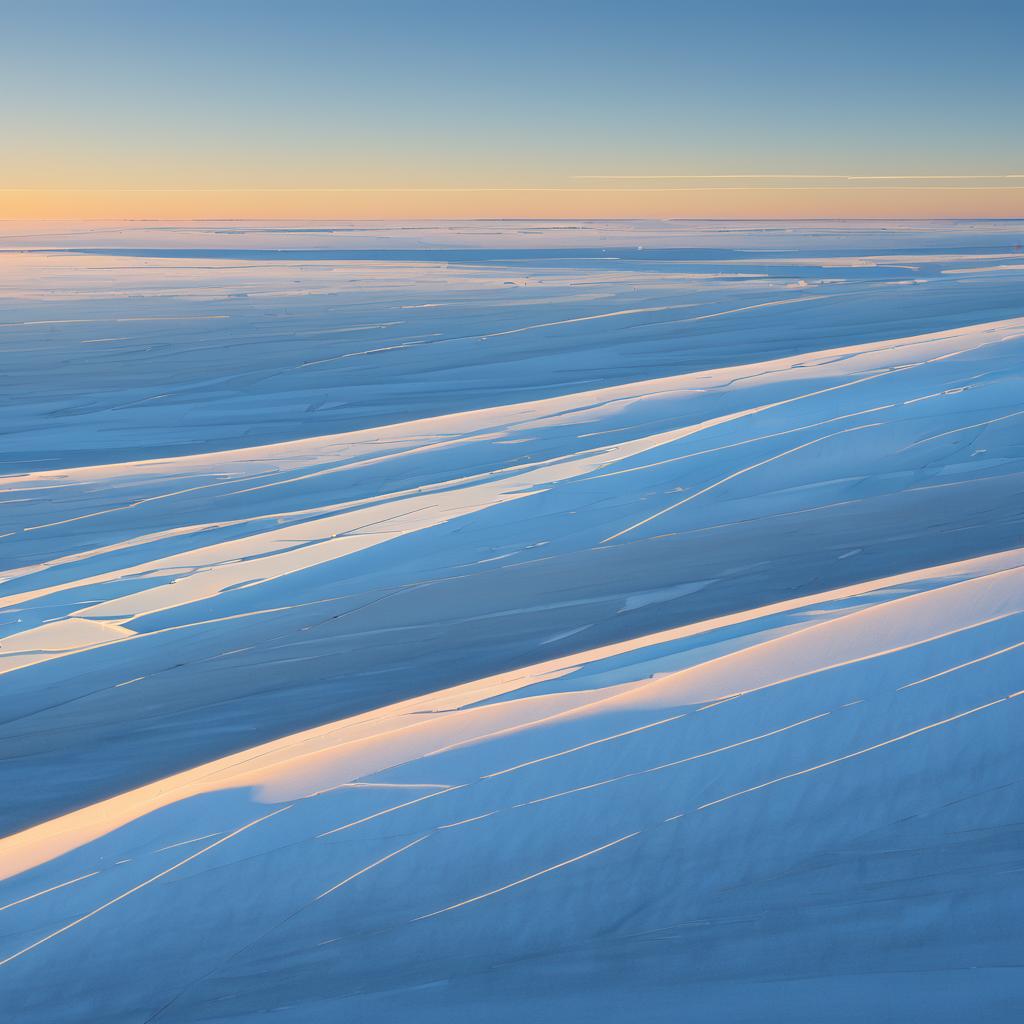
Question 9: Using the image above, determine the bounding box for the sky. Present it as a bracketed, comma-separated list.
[3, 0, 1024, 219]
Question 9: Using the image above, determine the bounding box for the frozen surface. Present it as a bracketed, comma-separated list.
[1, 221, 1023, 1021]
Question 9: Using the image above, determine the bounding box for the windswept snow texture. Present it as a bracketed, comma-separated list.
[1, 220, 1023, 1022]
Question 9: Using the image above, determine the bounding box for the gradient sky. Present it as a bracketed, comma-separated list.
[3, 0, 1024, 218]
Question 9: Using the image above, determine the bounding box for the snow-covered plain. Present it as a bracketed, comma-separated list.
[1, 221, 1023, 1021]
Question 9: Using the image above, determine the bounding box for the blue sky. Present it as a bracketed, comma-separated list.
[3, 0, 1023, 216]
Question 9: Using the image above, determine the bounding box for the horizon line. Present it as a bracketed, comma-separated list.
[5, 185, 1024, 193]
[4, 215, 1024, 224]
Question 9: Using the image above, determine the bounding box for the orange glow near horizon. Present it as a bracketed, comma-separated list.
[4, 187, 1024, 221]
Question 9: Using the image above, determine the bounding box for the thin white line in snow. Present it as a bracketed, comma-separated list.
[414, 832, 640, 921]
[603, 423, 879, 543]
[332, 782, 451, 790]
[318, 787, 462, 838]
[696, 693, 1021, 813]
[316, 836, 428, 901]
[438, 812, 497, 829]
[0, 806, 290, 969]
[902, 408, 1024, 448]
[483, 711, 691, 779]
[703, 606, 1023, 708]
[0, 872, 99, 913]
[478, 302, 697, 339]
[897, 639, 1024, 691]
[525, 712, 831, 806]
[153, 832, 224, 853]
[599, 339, 983, 545]
[592, 402, 896, 481]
